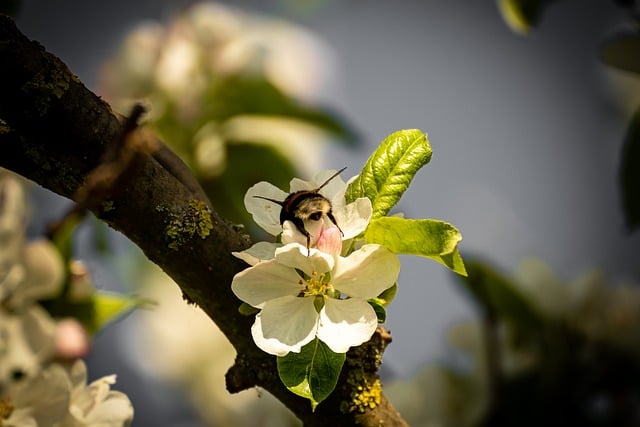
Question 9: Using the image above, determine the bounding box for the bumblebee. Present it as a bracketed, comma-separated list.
[254, 167, 347, 252]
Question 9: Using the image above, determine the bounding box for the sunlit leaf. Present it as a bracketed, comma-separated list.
[84, 291, 149, 335]
[345, 129, 432, 219]
[277, 338, 345, 411]
[365, 217, 467, 276]
[44, 291, 150, 335]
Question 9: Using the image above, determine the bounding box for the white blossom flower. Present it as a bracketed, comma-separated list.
[63, 360, 134, 427]
[1, 239, 65, 311]
[0, 305, 57, 384]
[232, 241, 279, 267]
[231, 242, 399, 356]
[1, 363, 71, 427]
[0, 173, 65, 310]
[0, 360, 133, 427]
[0, 173, 27, 284]
[242, 169, 372, 253]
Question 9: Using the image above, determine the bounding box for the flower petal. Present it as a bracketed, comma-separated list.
[281, 219, 323, 247]
[333, 244, 400, 299]
[231, 260, 303, 308]
[244, 181, 288, 235]
[232, 241, 280, 265]
[275, 243, 334, 277]
[21, 240, 64, 297]
[252, 296, 318, 356]
[288, 177, 314, 193]
[334, 197, 372, 240]
[82, 390, 134, 425]
[317, 299, 378, 353]
[289, 169, 346, 200]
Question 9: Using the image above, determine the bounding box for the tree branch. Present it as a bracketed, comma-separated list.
[0, 15, 407, 426]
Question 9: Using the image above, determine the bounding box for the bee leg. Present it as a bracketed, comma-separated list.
[291, 217, 312, 255]
[326, 210, 343, 236]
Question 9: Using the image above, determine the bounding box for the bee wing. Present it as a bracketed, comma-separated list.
[245, 182, 288, 236]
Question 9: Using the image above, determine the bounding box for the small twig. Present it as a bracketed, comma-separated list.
[48, 104, 152, 237]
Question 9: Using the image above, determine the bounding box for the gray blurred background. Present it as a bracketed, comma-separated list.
[13, 0, 640, 425]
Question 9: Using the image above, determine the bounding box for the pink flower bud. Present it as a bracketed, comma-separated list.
[55, 318, 90, 359]
[315, 223, 342, 256]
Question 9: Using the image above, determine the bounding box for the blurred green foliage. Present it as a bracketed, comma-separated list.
[619, 107, 640, 230]
[388, 257, 640, 426]
[99, 3, 357, 234]
[497, 0, 640, 231]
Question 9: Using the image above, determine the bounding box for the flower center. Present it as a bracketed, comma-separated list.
[299, 271, 335, 298]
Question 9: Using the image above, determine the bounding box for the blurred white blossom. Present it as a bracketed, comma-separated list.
[387, 258, 640, 426]
[99, 2, 339, 179]
[0, 171, 132, 426]
[515, 258, 640, 357]
[1, 360, 133, 427]
[62, 360, 133, 427]
[1, 172, 65, 310]
[0, 305, 57, 383]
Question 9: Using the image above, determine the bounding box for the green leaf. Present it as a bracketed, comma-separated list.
[238, 302, 259, 316]
[368, 300, 387, 323]
[42, 290, 149, 336]
[345, 129, 432, 219]
[437, 248, 467, 277]
[277, 338, 346, 411]
[620, 106, 640, 231]
[49, 211, 83, 264]
[88, 291, 144, 334]
[63, 291, 149, 335]
[456, 258, 543, 332]
[364, 217, 467, 276]
[372, 283, 397, 307]
[496, 0, 559, 35]
[204, 77, 358, 143]
[601, 32, 640, 75]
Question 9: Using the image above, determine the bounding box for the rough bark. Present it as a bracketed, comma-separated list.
[0, 15, 408, 426]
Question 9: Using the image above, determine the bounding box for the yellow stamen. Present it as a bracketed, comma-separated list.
[299, 271, 334, 297]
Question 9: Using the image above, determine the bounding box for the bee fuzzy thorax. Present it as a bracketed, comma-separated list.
[285, 194, 332, 222]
